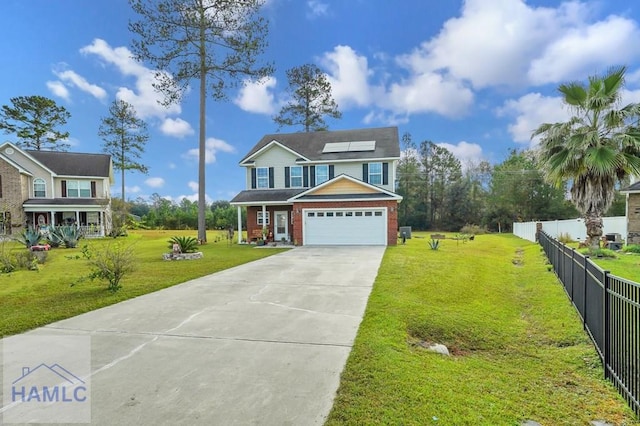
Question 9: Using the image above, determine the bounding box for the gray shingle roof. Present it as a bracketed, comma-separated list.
[27, 150, 111, 177]
[230, 189, 305, 204]
[240, 126, 400, 163]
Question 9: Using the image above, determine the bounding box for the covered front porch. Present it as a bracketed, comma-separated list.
[23, 199, 111, 239]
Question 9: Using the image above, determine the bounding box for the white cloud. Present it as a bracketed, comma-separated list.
[307, 0, 329, 18]
[175, 192, 213, 204]
[498, 92, 570, 146]
[436, 141, 484, 167]
[234, 76, 278, 114]
[160, 118, 194, 138]
[145, 177, 165, 188]
[188, 181, 199, 192]
[80, 38, 181, 119]
[183, 137, 235, 164]
[46, 81, 70, 101]
[529, 16, 640, 84]
[125, 185, 142, 194]
[321, 45, 373, 108]
[54, 69, 107, 100]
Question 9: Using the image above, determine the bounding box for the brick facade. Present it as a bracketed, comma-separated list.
[0, 158, 27, 234]
[246, 206, 294, 242]
[627, 194, 640, 244]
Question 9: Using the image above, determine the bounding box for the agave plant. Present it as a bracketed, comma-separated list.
[54, 225, 84, 248]
[16, 227, 42, 249]
[45, 228, 64, 248]
[429, 239, 440, 251]
[168, 236, 199, 253]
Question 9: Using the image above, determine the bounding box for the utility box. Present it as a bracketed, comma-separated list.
[607, 241, 623, 250]
[605, 233, 622, 242]
[399, 226, 412, 239]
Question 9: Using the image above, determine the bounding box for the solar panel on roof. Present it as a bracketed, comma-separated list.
[322, 142, 350, 153]
[322, 141, 377, 153]
[348, 140, 376, 151]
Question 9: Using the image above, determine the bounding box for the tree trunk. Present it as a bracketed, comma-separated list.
[197, 27, 207, 243]
[585, 213, 603, 250]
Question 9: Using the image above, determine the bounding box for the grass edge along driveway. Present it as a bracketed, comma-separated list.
[0, 230, 288, 337]
[326, 233, 639, 425]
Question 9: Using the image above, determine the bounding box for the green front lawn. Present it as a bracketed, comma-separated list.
[0, 230, 287, 337]
[326, 233, 638, 425]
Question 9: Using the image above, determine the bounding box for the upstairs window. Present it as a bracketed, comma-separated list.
[256, 167, 269, 189]
[67, 180, 91, 198]
[368, 162, 382, 185]
[33, 178, 46, 198]
[290, 166, 303, 188]
[315, 165, 329, 185]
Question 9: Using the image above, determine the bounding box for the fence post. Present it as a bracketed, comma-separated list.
[583, 255, 589, 330]
[603, 270, 610, 380]
[570, 248, 574, 299]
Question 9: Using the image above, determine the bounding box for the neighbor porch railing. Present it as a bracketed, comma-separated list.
[539, 231, 639, 416]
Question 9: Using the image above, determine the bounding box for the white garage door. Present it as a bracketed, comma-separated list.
[303, 208, 387, 245]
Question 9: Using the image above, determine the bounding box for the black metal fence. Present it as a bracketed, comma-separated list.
[538, 231, 639, 416]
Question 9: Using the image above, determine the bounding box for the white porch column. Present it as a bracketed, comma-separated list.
[50, 210, 55, 226]
[75, 211, 80, 226]
[236, 206, 242, 244]
[262, 205, 267, 231]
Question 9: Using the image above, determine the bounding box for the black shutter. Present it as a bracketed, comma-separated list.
[251, 168, 257, 189]
[284, 167, 290, 188]
[303, 166, 309, 187]
[310, 166, 316, 187]
[362, 164, 368, 183]
[91, 181, 97, 198]
[61, 180, 67, 197]
[268, 167, 274, 188]
[329, 165, 334, 180]
[382, 163, 389, 185]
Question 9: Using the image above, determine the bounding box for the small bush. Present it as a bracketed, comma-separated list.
[53, 225, 84, 248]
[429, 239, 440, 250]
[622, 244, 640, 254]
[557, 232, 574, 244]
[14, 251, 40, 271]
[168, 236, 199, 253]
[460, 224, 488, 235]
[72, 242, 137, 292]
[578, 247, 617, 258]
[15, 227, 42, 249]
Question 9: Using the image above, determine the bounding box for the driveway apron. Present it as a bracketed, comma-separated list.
[1, 246, 385, 425]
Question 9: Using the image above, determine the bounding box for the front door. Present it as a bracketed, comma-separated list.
[274, 211, 288, 242]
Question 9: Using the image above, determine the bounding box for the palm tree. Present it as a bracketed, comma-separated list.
[533, 66, 640, 249]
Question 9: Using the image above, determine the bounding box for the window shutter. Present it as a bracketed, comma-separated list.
[362, 164, 369, 183]
[268, 167, 274, 188]
[61, 180, 67, 198]
[284, 167, 290, 188]
[310, 166, 316, 187]
[303, 166, 309, 187]
[91, 181, 97, 198]
[329, 165, 334, 180]
[251, 168, 257, 189]
[382, 163, 389, 185]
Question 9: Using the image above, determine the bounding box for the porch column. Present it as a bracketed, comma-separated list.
[262, 204, 267, 230]
[75, 211, 80, 226]
[236, 206, 242, 244]
[50, 210, 55, 226]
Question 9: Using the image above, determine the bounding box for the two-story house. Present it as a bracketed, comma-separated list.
[0, 142, 113, 237]
[230, 126, 402, 246]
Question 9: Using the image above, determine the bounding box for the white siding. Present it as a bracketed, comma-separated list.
[253, 145, 299, 188]
[513, 217, 627, 243]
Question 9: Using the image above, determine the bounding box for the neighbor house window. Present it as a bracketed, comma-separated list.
[33, 178, 46, 197]
[67, 180, 91, 198]
[257, 211, 270, 225]
[368, 162, 382, 185]
[315, 165, 329, 185]
[290, 166, 303, 188]
[256, 167, 269, 189]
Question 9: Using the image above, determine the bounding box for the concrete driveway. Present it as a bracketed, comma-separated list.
[1, 246, 385, 425]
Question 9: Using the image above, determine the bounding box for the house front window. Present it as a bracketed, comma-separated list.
[257, 211, 270, 225]
[290, 166, 303, 188]
[315, 165, 329, 185]
[256, 167, 269, 189]
[368, 162, 382, 185]
[67, 180, 91, 198]
[33, 178, 46, 197]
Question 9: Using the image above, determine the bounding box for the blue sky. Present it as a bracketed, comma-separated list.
[2, 0, 640, 203]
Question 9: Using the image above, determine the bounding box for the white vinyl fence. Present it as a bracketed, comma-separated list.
[513, 217, 627, 243]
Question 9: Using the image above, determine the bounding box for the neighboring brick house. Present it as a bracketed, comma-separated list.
[0, 142, 113, 236]
[622, 181, 640, 244]
[230, 127, 403, 246]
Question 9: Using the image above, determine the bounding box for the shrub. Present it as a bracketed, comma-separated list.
[557, 232, 574, 244]
[72, 242, 137, 292]
[0, 241, 16, 273]
[429, 239, 440, 250]
[578, 247, 617, 258]
[14, 251, 40, 271]
[460, 224, 488, 235]
[168, 236, 199, 253]
[53, 225, 84, 248]
[622, 244, 640, 254]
